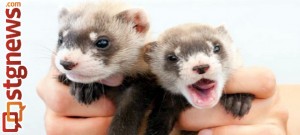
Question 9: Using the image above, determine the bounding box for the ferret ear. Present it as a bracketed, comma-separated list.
[216, 25, 233, 41]
[116, 9, 150, 34]
[216, 25, 228, 34]
[143, 41, 157, 63]
[144, 41, 158, 53]
[59, 7, 69, 20]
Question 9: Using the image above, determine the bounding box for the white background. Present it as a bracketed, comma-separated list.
[0, 0, 299, 134]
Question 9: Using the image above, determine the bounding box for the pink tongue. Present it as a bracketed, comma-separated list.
[197, 79, 215, 90]
[189, 79, 217, 108]
[98, 74, 124, 87]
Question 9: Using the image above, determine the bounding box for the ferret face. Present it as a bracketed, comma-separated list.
[54, 2, 149, 83]
[148, 24, 235, 109]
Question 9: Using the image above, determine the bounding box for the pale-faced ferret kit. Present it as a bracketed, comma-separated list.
[144, 24, 254, 135]
[53, 1, 254, 135]
[54, 1, 160, 135]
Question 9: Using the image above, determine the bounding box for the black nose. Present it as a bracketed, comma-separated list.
[60, 60, 77, 70]
[192, 64, 210, 74]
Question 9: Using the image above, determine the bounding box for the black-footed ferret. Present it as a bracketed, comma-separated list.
[54, 1, 158, 135]
[145, 24, 254, 135]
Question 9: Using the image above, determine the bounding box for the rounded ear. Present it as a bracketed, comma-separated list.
[216, 25, 228, 34]
[116, 9, 150, 34]
[143, 41, 157, 63]
[216, 25, 233, 42]
[59, 7, 69, 20]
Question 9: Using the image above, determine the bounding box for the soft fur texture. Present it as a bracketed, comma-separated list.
[56, 1, 150, 83]
[55, 0, 151, 103]
[145, 24, 254, 135]
[55, 1, 157, 135]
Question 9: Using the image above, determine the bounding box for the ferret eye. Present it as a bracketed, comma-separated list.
[213, 44, 221, 53]
[58, 35, 63, 44]
[167, 54, 178, 62]
[95, 37, 110, 49]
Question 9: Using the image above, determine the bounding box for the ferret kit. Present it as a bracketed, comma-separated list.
[144, 24, 254, 135]
[52, 1, 254, 135]
[54, 1, 160, 135]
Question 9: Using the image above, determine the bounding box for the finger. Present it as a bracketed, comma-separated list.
[198, 124, 286, 135]
[37, 68, 116, 117]
[177, 96, 276, 130]
[45, 109, 113, 135]
[224, 66, 276, 99]
[178, 88, 288, 131]
[279, 84, 300, 135]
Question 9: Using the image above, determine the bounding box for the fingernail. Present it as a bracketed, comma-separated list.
[198, 129, 212, 135]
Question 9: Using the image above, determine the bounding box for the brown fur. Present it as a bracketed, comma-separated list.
[144, 24, 254, 135]
[55, 1, 157, 135]
[57, 0, 151, 79]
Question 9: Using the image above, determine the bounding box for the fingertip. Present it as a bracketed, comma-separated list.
[224, 66, 276, 99]
[198, 129, 213, 135]
[256, 68, 276, 98]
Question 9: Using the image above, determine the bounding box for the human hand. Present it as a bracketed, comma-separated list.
[37, 64, 116, 135]
[37, 65, 288, 135]
[176, 67, 288, 135]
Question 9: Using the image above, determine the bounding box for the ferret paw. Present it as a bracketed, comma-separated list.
[57, 74, 71, 85]
[70, 82, 103, 105]
[220, 93, 255, 118]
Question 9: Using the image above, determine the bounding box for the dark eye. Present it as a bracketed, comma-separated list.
[213, 44, 221, 53]
[58, 35, 63, 44]
[167, 54, 178, 62]
[95, 37, 110, 49]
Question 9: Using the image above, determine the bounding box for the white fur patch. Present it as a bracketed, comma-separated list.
[55, 48, 117, 83]
[180, 53, 213, 83]
[176, 52, 225, 108]
[174, 47, 181, 55]
[89, 32, 98, 41]
[55, 48, 84, 73]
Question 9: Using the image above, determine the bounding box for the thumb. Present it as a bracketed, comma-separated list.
[198, 125, 284, 135]
[198, 129, 212, 135]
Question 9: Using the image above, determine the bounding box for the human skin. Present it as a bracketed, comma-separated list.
[280, 84, 300, 135]
[37, 66, 289, 135]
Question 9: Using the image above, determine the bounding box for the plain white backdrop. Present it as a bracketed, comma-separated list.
[0, 0, 299, 134]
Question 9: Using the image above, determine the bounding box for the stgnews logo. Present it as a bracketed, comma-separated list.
[2, 1, 27, 133]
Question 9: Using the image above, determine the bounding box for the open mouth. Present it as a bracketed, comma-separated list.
[188, 78, 217, 108]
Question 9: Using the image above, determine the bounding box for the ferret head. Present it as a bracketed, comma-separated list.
[54, 1, 149, 84]
[147, 24, 236, 109]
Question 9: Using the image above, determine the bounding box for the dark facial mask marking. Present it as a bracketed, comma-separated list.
[163, 50, 180, 77]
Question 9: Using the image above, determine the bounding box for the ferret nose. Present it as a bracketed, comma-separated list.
[60, 60, 77, 70]
[192, 64, 210, 74]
